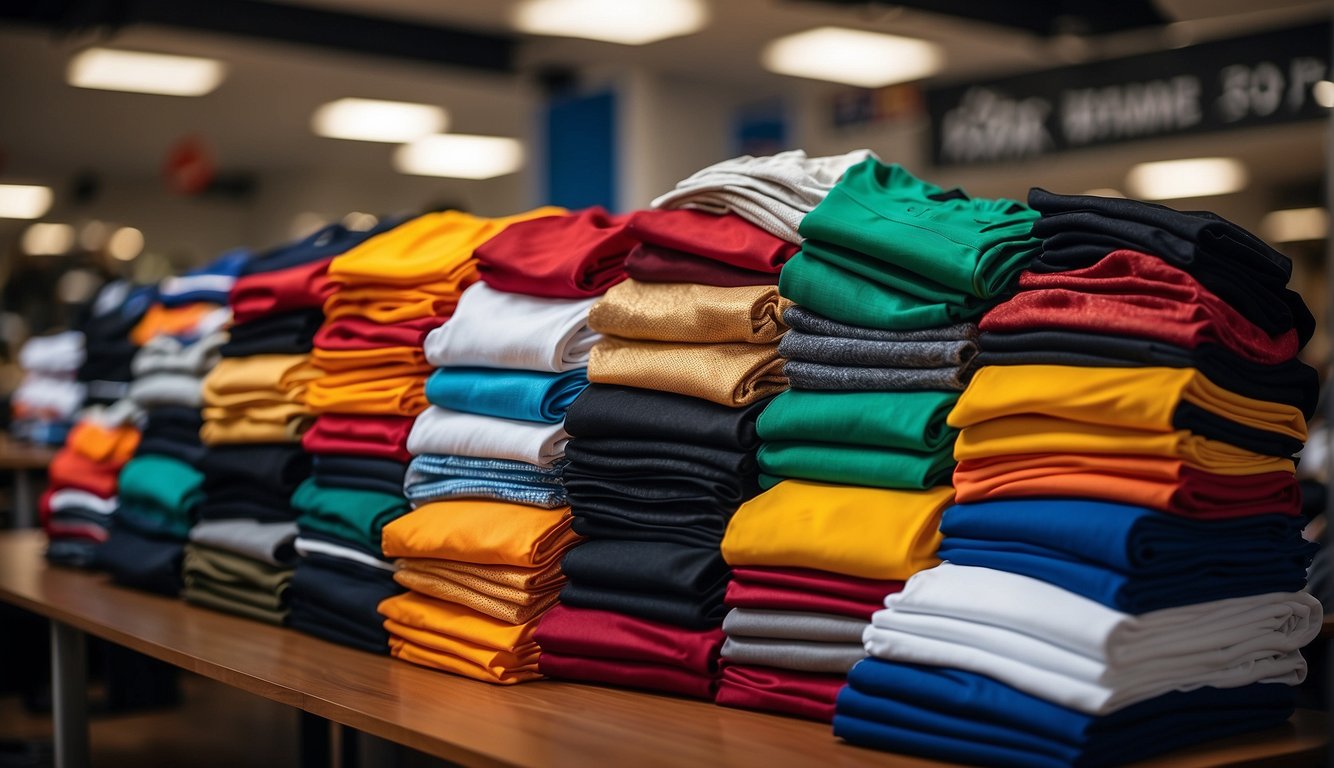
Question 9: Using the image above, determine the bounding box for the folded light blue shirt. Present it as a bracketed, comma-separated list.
[425, 367, 588, 423]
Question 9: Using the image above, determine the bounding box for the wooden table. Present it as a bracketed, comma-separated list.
[0, 435, 55, 528]
[0, 531, 1326, 768]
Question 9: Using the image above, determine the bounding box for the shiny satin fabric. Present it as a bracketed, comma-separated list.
[380, 501, 579, 568]
[379, 591, 543, 684]
[953, 453, 1300, 519]
[722, 481, 948, 579]
[954, 415, 1295, 475]
[476, 206, 632, 298]
[589, 280, 791, 344]
[716, 663, 845, 722]
[301, 414, 415, 462]
[589, 336, 786, 407]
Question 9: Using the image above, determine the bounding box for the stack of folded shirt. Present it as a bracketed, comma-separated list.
[95, 284, 229, 595]
[530, 204, 800, 699]
[41, 401, 143, 566]
[11, 330, 86, 445]
[719, 481, 949, 721]
[837, 192, 1321, 764]
[77, 281, 154, 407]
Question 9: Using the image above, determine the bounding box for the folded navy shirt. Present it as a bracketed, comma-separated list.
[312, 455, 408, 498]
[287, 555, 400, 654]
[95, 526, 185, 596]
[240, 218, 404, 275]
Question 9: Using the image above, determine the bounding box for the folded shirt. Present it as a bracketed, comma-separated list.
[536, 603, 725, 673]
[13, 375, 86, 419]
[561, 539, 729, 598]
[980, 251, 1299, 365]
[295, 535, 394, 571]
[625, 208, 799, 273]
[589, 280, 790, 344]
[726, 567, 902, 620]
[716, 663, 845, 722]
[183, 544, 291, 602]
[304, 367, 430, 416]
[195, 486, 295, 525]
[379, 592, 542, 685]
[953, 453, 1301, 519]
[199, 412, 312, 445]
[95, 526, 185, 596]
[951, 364, 1306, 455]
[799, 161, 1040, 299]
[394, 565, 558, 625]
[405, 454, 567, 509]
[48, 488, 118, 517]
[301, 414, 414, 463]
[867, 564, 1320, 714]
[219, 310, 322, 357]
[565, 384, 765, 450]
[129, 303, 228, 346]
[976, 330, 1319, 419]
[780, 328, 979, 370]
[423, 283, 599, 372]
[48, 449, 122, 499]
[202, 354, 319, 410]
[758, 389, 957, 452]
[758, 441, 956, 490]
[313, 315, 440, 351]
[424, 367, 587, 424]
[651, 149, 876, 243]
[18, 330, 85, 374]
[785, 308, 979, 343]
[938, 500, 1314, 611]
[60, 417, 139, 466]
[783, 360, 976, 392]
[188, 519, 298, 567]
[723, 608, 867, 643]
[720, 636, 864, 674]
[563, 437, 759, 511]
[722, 481, 949, 579]
[407, 407, 569, 467]
[229, 258, 334, 324]
[475, 206, 632, 298]
[538, 651, 717, 699]
[127, 373, 204, 409]
[288, 555, 401, 654]
[837, 660, 1295, 768]
[322, 282, 463, 325]
[131, 331, 227, 377]
[311, 454, 407, 497]
[625, 243, 780, 287]
[290, 479, 409, 552]
[119, 454, 206, 513]
[242, 220, 399, 276]
[1028, 188, 1312, 345]
[954, 415, 1295, 476]
[558, 581, 726, 630]
[589, 336, 785, 407]
[381, 500, 578, 568]
[198, 444, 311, 497]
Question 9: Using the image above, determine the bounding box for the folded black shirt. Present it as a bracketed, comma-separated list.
[219, 309, 324, 357]
[565, 385, 767, 450]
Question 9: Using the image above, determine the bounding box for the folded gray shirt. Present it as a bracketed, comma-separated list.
[779, 331, 978, 369]
[784, 307, 978, 343]
[784, 360, 976, 391]
[189, 519, 299, 567]
[723, 608, 868, 643]
[720, 636, 866, 674]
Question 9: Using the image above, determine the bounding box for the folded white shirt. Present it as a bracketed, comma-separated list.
[79, 399, 147, 429]
[864, 564, 1319, 714]
[159, 273, 236, 300]
[128, 373, 204, 408]
[13, 375, 86, 418]
[424, 283, 600, 372]
[407, 406, 568, 467]
[651, 149, 876, 243]
[49, 489, 118, 516]
[295, 537, 394, 571]
[131, 331, 227, 377]
[19, 330, 85, 374]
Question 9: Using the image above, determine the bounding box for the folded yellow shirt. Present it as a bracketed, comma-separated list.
[379, 592, 541, 684]
[323, 282, 463, 325]
[949, 365, 1306, 441]
[589, 280, 791, 344]
[589, 336, 787, 407]
[329, 208, 564, 287]
[200, 416, 310, 445]
[304, 371, 428, 416]
[722, 480, 949, 579]
[202, 401, 310, 424]
[381, 501, 579, 568]
[310, 345, 428, 372]
[202, 355, 320, 409]
[955, 415, 1295, 475]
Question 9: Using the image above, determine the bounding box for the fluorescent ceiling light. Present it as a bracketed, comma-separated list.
[312, 98, 447, 143]
[1124, 157, 1248, 200]
[761, 27, 942, 88]
[21, 223, 74, 255]
[68, 48, 224, 96]
[0, 185, 53, 219]
[512, 0, 707, 45]
[1261, 207, 1328, 243]
[394, 135, 525, 180]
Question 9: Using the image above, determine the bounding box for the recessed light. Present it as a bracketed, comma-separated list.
[312, 98, 448, 143]
[512, 0, 707, 45]
[394, 135, 525, 180]
[1125, 158, 1248, 200]
[68, 48, 225, 96]
[1260, 207, 1328, 243]
[761, 27, 942, 88]
[0, 185, 53, 219]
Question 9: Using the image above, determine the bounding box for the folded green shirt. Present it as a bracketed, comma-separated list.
[291, 478, 409, 552]
[119, 455, 206, 513]
[757, 442, 956, 491]
[758, 390, 959, 452]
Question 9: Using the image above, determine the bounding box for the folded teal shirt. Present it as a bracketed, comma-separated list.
[290, 478, 408, 552]
[425, 367, 588, 424]
[118, 454, 206, 513]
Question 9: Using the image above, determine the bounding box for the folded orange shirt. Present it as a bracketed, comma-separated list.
[129, 303, 222, 345]
[953, 453, 1300, 519]
[393, 567, 560, 624]
[321, 283, 462, 325]
[48, 450, 120, 498]
[381, 501, 579, 569]
[310, 345, 428, 372]
[379, 592, 542, 684]
[66, 422, 140, 465]
[303, 369, 429, 416]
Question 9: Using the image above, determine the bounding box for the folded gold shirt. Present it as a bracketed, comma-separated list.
[379, 592, 541, 684]
[722, 480, 950, 579]
[381, 501, 579, 569]
[199, 412, 312, 444]
[589, 280, 791, 344]
[202, 355, 320, 409]
[394, 567, 560, 624]
[589, 335, 786, 406]
[954, 415, 1296, 475]
[949, 365, 1306, 441]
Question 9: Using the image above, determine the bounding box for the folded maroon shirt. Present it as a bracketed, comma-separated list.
[477, 207, 634, 298]
[538, 652, 718, 699]
[625, 244, 781, 287]
[536, 604, 724, 672]
[313, 315, 442, 351]
[981, 250, 1298, 365]
[230, 258, 333, 324]
[726, 567, 902, 620]
[714, 663, 844, 722]
[626, 209, 797, 273]
[300, 414, 415, 462]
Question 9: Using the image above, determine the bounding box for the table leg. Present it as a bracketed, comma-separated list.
[13, 469, 35, 529]
[50, 620, 89, 768]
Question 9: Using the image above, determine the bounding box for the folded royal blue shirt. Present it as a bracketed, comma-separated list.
[424, 367, 588, 424]
[158, 248, 251, 307]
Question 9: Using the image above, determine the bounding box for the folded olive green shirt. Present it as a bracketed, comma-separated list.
[119, 455, 206, 512]
[757, 390, 959, 451]
[290, 478, 409, 552]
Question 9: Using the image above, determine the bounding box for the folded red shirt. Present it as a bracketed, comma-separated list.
[626, 209, 797, 273]
[313, 315, 442, 351]
[300, 413, 415, 463]
[725, 567, 902, 620]
[477, 207, 634, 298]
[715, 663, 845, 722]
[625, 244, 781, 287]
[535, 604, 724, 673]
[230, 258, 334, 324]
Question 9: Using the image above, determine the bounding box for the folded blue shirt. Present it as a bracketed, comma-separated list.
[836, 659, 1295, 768]
[425, 367, 588, 424]
[241, 219, 404, 275]
[938, 499, 1313, 612]
[158, 248, 251, 306]
[405, 454, 567, 509]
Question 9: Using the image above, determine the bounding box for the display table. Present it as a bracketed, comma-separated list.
[0, 530, 1326, 768]
[0, 436, 55, 528]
